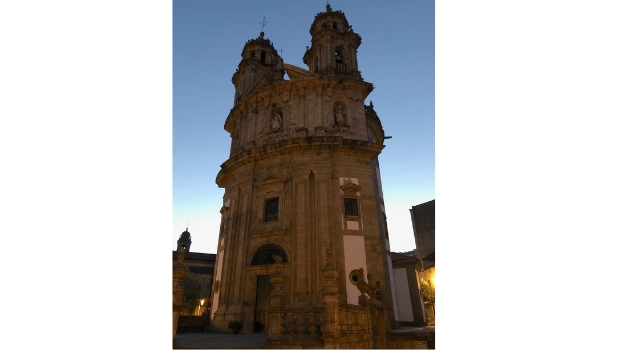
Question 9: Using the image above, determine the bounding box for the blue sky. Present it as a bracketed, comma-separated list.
[173, 0, 435, 253]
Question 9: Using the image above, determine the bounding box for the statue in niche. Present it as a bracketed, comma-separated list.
[334, 105, 345, 124]
[232, 132, 240, 151]
[271, 110, 282, 131]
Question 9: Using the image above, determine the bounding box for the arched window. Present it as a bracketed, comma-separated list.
[251, 244, 288, 265]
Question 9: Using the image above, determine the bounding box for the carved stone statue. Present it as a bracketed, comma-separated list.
[335, 105, 345, 124]
[271, 110, 282, 130]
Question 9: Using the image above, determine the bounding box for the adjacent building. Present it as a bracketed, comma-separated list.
[410, 200, 435, 324]
[173, 229, 216, 316]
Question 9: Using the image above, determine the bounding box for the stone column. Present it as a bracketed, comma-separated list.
[320, 248, 340, 348]
[267, 269, 287, 345]
[173, 248, 189, 348]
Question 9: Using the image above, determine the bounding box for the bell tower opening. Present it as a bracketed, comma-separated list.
[335, 47, 344, 64]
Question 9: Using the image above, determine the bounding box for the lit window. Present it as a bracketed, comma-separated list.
[344, 198, 358, 217]
[264, 197, 279, 222]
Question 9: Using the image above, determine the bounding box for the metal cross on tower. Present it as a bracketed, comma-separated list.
[260, 17, 268, 32]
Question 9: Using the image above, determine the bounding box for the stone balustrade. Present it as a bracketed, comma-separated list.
[284, 308, 322, 342]
[335, 62, 347, 72]
[267, 307, 323, 347]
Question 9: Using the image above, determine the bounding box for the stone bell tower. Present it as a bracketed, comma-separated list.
[302, 3, 362, 79]
[210, 5, 397, 335]
[231, 31, 285, 108]
[176, 228, 192, 252]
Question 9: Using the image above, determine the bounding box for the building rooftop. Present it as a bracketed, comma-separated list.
[390, 251, 413, 261]
[172, 251, 216, 262]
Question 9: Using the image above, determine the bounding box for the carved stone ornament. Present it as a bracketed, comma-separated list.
[326, 87, 333, 97]
[341, 182, 361, 197]
[349, 268, 365, 286]
[263, 97, 270, 108]
[334, 104, 346, 125]
[232, 133, 241, 151]
[282, 91, 289, 103]
[220, 206, 229, 218]
[283, 220, 292, 229]
[346, 89, 363, 101]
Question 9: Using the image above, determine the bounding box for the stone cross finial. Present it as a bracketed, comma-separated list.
[260, 17, 268, 32]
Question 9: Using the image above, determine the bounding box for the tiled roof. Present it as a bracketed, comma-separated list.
[422, 252, 435, 261]
[390, 252, 411, 261]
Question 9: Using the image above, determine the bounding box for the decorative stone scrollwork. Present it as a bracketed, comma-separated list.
[220, 206, 229, 218]
[283, 220, 292, 229]
[349, 268, 365, 286]
[340, 182, 361, 197]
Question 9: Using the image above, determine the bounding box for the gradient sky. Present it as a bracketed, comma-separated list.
[173, 0, 435, 254]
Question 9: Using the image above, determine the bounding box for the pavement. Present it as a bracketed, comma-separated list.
[174, 333, 268, 349]
[174, 327, 434, 349]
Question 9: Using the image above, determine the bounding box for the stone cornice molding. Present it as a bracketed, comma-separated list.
[254, 176, 286, 188]
[216, 136, 384, 187]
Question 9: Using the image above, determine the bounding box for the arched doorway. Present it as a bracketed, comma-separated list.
[251, 244, 288, 332]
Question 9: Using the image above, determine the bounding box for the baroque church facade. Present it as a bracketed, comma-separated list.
[209, 6, 400, 345]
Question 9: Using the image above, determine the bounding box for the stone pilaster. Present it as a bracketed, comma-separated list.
[267, 269, 287, 344]
[320, 248, 340, 348]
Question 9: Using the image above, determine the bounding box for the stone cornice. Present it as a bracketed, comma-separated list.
[216, 136, 384, 187]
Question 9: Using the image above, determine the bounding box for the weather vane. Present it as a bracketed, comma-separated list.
[260, 17, 268, 32]
[186, 223, 189, 231]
